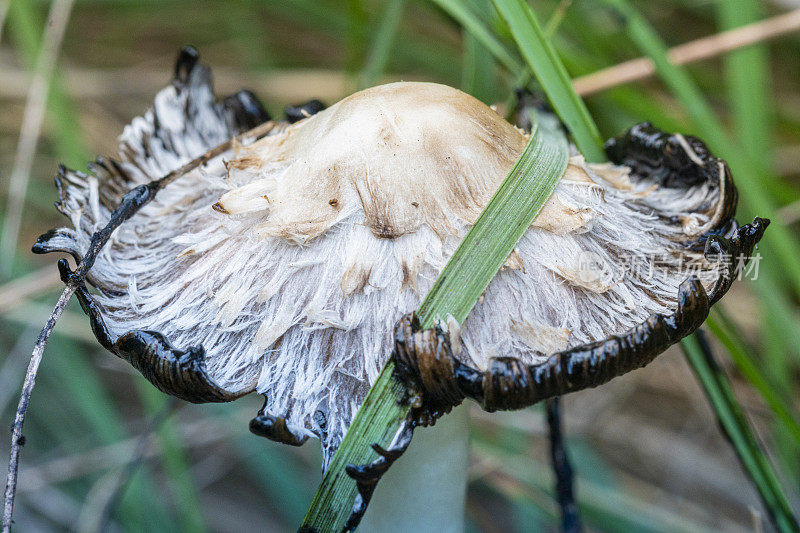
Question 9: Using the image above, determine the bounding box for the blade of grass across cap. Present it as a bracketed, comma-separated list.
[416, 113, 568, 326]
[492, 0, 605, 161]
[301, 112, 569, 532]
[682, 333, 800, 533]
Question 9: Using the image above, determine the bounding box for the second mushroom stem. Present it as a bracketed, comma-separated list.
[546, 397, 582, 533]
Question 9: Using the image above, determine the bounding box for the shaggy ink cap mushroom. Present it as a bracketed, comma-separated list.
[34, 49, 767, 467]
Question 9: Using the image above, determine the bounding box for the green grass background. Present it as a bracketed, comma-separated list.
[1, 0, 799, 531]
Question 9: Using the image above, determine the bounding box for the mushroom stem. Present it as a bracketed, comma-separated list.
[358, 404, 469, 532]
[546, 398, 582, 533]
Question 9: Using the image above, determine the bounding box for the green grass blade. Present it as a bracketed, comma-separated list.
[417, 114, 568, 326]
[705, 310, 800, 447]
[430, 0, 524, 75]
[302, 112, 569, 531]
[718, 0, 772, 170]
[460, 0, 499, 104]
[594, 5, 800, 522]
[300, 359, 411, 531]
[761, 303, 800, 484]
[359, 0, 406, 89]
[345, 0, 369, 87]
[592, 4, 800, 459]
[714, 3, 798, 484]
[492, 0, 605, 161]
[543, 0, 572, 38]
[681, 333, 799, 533]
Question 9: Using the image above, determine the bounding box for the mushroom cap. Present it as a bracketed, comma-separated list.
[216, 82, 528, 242]
[35, 50, 749, 464]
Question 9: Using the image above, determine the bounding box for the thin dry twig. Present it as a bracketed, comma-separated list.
[0, 0, 75, 278]
[2, 118, 277, 532]
[2, 284, 75, 533]
[573, 9, 800, 96]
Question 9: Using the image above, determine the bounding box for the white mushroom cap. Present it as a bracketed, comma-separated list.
[38, 56, 733, 464]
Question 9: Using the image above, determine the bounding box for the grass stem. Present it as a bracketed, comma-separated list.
[681, 332, 799, 533]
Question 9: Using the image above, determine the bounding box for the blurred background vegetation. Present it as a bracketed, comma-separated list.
[1, 0, 800, 531]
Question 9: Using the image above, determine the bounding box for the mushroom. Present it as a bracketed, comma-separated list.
[35, 48, 764, 481]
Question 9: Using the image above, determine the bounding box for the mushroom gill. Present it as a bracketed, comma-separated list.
[34, 50, 752, 463]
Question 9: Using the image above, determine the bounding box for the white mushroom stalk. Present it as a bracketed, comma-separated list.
[34, 48, 763, 476]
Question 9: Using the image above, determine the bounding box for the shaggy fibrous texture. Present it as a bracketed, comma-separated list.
[37, 55, 734, 461]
